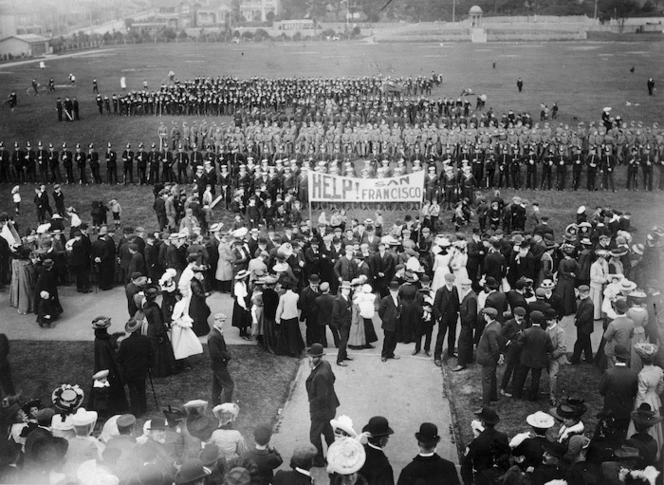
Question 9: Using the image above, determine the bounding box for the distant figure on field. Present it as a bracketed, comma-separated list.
[647, 78, 655, 96]
[517, 78, 523, 92]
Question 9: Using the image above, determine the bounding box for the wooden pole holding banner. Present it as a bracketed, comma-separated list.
[307, 174, 313, 233]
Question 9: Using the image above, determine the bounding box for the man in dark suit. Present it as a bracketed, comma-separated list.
[91, 231, 114, 290]
[379, 280, 402, 362]
[315, 282, 335, 347]
[483, 241, 506, 284]
[454, 277, 477, 371]
[116, 318, 153, 417]
[599, 344, 638, 440]
[273, 444, 317, 485]
[208, 314, 234, 405]
[299, 274, 321, 346]
[512, 311, 554, 401]
[528, 288, 552, 315]
[332, 281, 353, 366]
[466, 230, 486, 291]
[305, 343, 339, 467]
[603, 299, 635, 368]
[359, 416, 395, 485]
[571, 285, 594, 364]
[432, 273, 460, 366]
[506, 279, 529, 314]
[461, 408, 509, 485]
[484, 277, 508, 324]
[69, 229, 91, 293]
[476, 307, 502, 405]
[398, 422, 460, 485]
[371, 241, 396, 297]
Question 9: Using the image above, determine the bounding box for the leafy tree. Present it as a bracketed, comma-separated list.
[102, 31, 112, 42]
[255, 28, 270, 40]
[599, 0, 639, 31]
[178, 30, 188, 39]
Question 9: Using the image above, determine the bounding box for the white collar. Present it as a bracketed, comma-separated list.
[559, 421, 584, 441]
[295, 467, 311, 477]
[418, 452, 435, 457]
[367, 442, 384, 451]
[255, 444, 267, 450]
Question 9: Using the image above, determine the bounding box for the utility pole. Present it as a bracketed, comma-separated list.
[452, 0, 456, 22]
[594, 0, 598, 20]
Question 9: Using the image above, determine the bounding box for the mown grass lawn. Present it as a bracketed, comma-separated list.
[9, 341, 300, 446]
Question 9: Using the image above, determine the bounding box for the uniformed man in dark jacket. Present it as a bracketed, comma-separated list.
[511, 310, 554, 401]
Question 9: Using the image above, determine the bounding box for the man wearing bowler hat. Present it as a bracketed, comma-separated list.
[461, 407, 509, 485]
[512, 310, 554, 401]
[305, 343, 339, 468]
[299, 274, 321, 346]
[116, 316, 153, 417]
[432, 272, 459, 366]
[333, 280, 354, 366]
[359, 416, 395, 485]
[397, 422, 460, 484]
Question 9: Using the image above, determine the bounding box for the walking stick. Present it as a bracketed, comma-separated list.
[147, 369, 160, 409]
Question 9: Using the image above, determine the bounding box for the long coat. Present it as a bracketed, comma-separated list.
[215, 242, 234, 281]
[92, 329, 128, 414]
[305, 360, 339, 420]
[378, 294, 401, 333]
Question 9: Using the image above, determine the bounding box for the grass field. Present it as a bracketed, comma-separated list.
[10, 341, 300, 445]
[0, 41, 663, 150]
[447, 361, 602, 451]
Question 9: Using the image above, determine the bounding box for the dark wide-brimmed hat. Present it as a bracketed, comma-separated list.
[362, 416, 394, 438]
[550, 398, 587, 421]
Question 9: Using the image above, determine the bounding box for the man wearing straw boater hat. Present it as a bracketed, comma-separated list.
[305, 343, 339, 468]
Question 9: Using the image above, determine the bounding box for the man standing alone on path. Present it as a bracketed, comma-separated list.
[305, 343, 339, 468]
[432, 273, 459, 366]
[208, 314, 234, 406]
[476, 307, 503, 406]
[379, 280, 402, 362]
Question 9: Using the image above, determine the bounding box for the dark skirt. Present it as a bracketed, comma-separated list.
[398, 300, 420, 343]
[556, 277, 578, 316]
[151, 336, 178, 378]
[189, 294, 211, 337]
[275, 317, 305, 357]
[263, 316, 279, 353]
[231, 300, 251, 330]
[363, 318, 378, 344]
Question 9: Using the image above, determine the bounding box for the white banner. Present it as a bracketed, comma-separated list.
[308, 171, 425, 203]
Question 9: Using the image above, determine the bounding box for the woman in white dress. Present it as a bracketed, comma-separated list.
[451, 241, 469, 293]
[170, 292, 203, 362]
[590, 250, 609, 320]
[431, 241, 452, 292]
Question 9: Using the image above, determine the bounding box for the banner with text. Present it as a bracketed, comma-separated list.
[308, 171, 425, 203]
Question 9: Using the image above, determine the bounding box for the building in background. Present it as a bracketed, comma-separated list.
[0, 33, 50, 57]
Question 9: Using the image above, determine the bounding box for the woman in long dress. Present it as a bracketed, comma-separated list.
[91, 317, 128, 414]
[537, 243, 556, 288]
[450, 243, 469, 293]
[398, 277, 420, 344]
[261, 276, 280, 353]
[356, 284, 377, 348]
[10, 248, 36, 315]
[275, 279, 305, 357]
[231, 270, 252, 340]
[251, 282, 265, 344]
[594, 274, 625, 371]
[628, 290, 650, 373]
[189, 270, 211, 337]
[170, 292, 203, 362]
[215, 236, 235, 293]
[555, 248, 579, 316]
[627, 342, 664, 458]
[143, 288, 178, 378]
[348, 293, 367, 350]
[590, 250, 609, 320]
[431, 245, 451, 292]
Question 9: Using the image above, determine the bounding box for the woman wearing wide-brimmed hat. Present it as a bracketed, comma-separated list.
[627, 403, 662, 467]
[555, 244, 579, 316]
[627, 342, 664, 456]
[327, 436, 367, 485]
[90, 316, 128, 415]
[232, 269, 252, 340]
[142, 286, 178, 378]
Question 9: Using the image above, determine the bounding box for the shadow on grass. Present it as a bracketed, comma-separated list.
[10, 341, 300, 446]
[446, 359, 602, 457]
